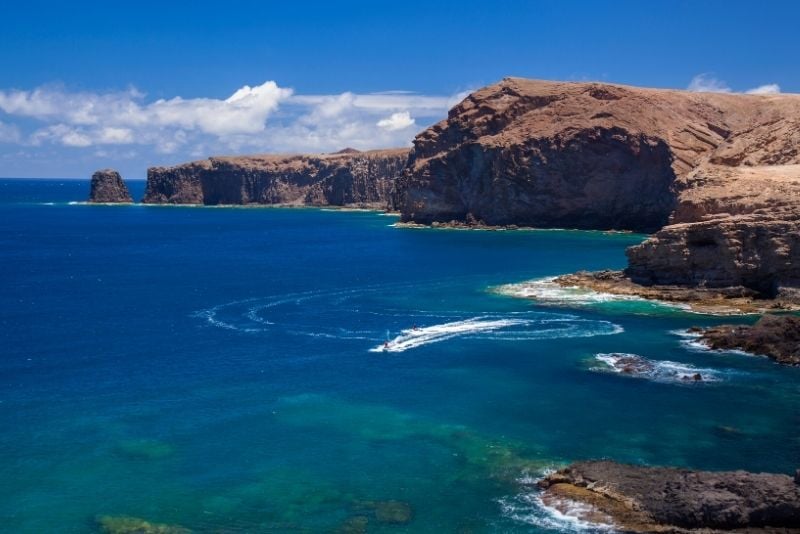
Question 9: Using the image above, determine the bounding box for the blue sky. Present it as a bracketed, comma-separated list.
[1, 0, 799, 178]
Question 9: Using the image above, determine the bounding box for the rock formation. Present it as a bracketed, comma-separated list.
[537, 461, 800, 532]
[689, 314, 800, 365]
[395, 78, 800, 231]
[143, 148, 409, 208]
[395, 77, 800, 303]
[88, 169, 133, 203]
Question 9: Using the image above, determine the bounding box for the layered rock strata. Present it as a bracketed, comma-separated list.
[143, 148, 409, 208]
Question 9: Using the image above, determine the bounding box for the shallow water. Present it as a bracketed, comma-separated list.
[2, 179, 799, 532]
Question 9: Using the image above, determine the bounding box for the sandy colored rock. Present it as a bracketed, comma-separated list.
[395, 77, 800, 231]
[143, 148, 409, 208]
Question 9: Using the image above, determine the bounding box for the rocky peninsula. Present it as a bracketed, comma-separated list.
[537, 461, 800, 532]
[88, 169, 132, 203]
[142, 148, 409, 208]
[688, 314, 800, 365]
[393, 78, 800, 312]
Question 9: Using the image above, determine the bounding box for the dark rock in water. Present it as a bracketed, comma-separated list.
[692, 314, 800, 366]
[88, 169, 133, 203]
[538, 461, 800, 531]
[95, 515, 189, 533]
[142, 149, 409, 208]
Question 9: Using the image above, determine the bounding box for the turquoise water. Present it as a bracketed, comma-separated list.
[2, 179, 799, 533]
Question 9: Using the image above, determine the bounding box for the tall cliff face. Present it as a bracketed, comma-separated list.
[143, 149, 410, 208]
[395, 77, 800, 232]
[88, 169, 132, 203]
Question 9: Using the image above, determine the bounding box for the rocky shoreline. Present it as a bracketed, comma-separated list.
[537, 461, 800, 532]
[552, 270, 800, 314]
[688, 314, 800, 365]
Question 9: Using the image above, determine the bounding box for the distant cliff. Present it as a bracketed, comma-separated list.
[88, 169, 132, 203]
[143, 148, 410, 208]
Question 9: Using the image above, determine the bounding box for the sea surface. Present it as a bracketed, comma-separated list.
[2, 179, 799, 533]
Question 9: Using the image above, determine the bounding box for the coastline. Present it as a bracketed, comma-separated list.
[548, 270, 800, 315]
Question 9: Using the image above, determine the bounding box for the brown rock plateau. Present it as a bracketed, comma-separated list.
[143, 148, 409, 208]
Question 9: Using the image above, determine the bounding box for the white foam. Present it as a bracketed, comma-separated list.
[593, 353, 725, 383]
[499, 490, 615, 532]
[493, 277, 687, 312]
[370, 317, 528, 352]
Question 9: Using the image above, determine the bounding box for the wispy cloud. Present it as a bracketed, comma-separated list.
[0, 120, 21, 143]
[687, 74, 732, 93]
[745, 83, 781, 95]
[687, 74, 781, 95]
[0, 81, 466, 158]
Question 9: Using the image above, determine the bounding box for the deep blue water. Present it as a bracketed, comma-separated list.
[1, 179, 799, 533]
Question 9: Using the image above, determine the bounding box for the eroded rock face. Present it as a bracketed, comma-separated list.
[395, 77, 800, 232]
[88, 169, 132, 203]
[690, 314, 800, 365]
[143, 149, 409, 208]
[626, 214, 800, 295]
[538, 461, 800, 532]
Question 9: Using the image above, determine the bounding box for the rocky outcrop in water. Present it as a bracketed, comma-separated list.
[143, 148, 409, 208]
[538, 461, 800, 532]
[88, 169, 132, 203]
[689, 314, 800, 365]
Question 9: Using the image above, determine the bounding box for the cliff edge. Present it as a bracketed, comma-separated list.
[403, 78, 800, 304]
[143, 148, 409, 208]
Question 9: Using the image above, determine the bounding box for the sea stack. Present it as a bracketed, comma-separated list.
[88, 169, 133, 203]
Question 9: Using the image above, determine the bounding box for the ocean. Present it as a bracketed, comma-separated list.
[2, 179, 798, 532]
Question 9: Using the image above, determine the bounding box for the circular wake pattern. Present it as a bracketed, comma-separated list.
[193, 282, 624, 353]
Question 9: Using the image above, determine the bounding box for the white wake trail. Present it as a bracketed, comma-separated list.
[370, 317, 530, 353]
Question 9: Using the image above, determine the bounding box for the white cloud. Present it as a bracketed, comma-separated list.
[746, 83, 781, 95]
[377, 111, 415, 131]
[0, 81, 465, 157]
[0, 120, 20, 143]
[687, 74, 783, 95]
[687, 74, 731, 93]
[0, 81, 292, 138]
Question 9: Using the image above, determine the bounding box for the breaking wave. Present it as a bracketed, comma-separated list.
[492, 277, 687, 314]
[499, 473, 616, 532]
[591, 353, 726, 383]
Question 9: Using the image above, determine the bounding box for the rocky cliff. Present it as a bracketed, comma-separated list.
[395, 77, 800, 233]
[143, 148, 409, 208]
[88, 169, 132, 203]
[401, 78, 800, 301]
